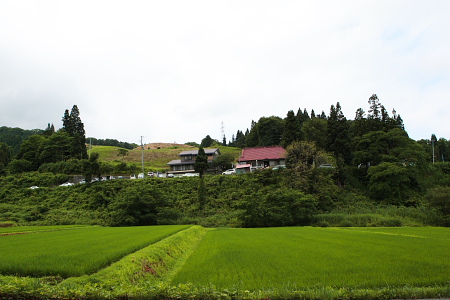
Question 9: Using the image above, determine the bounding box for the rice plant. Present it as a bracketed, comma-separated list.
[170, 226, 450, 290]
[0, 225, 190, 277]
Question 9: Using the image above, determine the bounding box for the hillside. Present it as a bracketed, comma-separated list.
[90, 143, 242, 171]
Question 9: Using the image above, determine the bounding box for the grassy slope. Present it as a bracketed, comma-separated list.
[90, 144, 242, 171]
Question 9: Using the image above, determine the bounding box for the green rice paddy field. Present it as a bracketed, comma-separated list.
[0, 225, 449, 299]
[171, 227, 450, 290]
[0, 225, 190, 277]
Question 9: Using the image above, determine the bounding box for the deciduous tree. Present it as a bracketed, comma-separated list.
[200, 135, 213, 148]
[117, 148, 129, 162]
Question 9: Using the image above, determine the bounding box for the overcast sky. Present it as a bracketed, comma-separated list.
[1, 1, 449, 145]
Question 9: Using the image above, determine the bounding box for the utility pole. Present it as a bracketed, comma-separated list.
[89, 138, 92, 158]
[431, 134, 437, 164]
[141, 136, 145, 173]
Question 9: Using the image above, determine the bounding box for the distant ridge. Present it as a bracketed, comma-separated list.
[136, 143, 195, 150]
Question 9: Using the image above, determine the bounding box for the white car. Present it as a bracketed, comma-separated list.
[130, 175, 136, 179]
[30, 186, 39, 189]
[222, 169, 236, 175]
[183, 173, 199, 177]
[138, 173, 145, 179]
[59, 182, 74, 187]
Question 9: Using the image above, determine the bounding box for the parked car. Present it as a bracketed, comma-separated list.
[130, 175, 136, 179]
[138, 173, 145, 179]
[59, 182, 74, 187]
[272, 165, 286, 170]
[30, 186, 39, 189]
[167, 173, 174, 178]
[147, 172, 154, 177]
[222, 169, 236, 175]
[183, 173, 199, 177]
[318, 164, 333, 168]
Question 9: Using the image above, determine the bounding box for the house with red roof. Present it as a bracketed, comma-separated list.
[238, 146, 286, 169]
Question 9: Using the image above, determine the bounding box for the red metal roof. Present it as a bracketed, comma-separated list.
[236, 164, 251, 169]
[238, 146, 286, 162]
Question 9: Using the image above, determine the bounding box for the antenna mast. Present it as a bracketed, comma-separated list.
[221, 121, 225, 143]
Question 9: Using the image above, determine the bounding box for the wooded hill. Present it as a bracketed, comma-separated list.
[0, 98, 450, 228]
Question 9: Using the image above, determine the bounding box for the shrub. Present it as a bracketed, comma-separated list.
[379, 218, 402, 227]
[339, 220, 354, 227]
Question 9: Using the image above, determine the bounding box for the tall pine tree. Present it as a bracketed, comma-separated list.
[281, 110, 301, 148]
[62, 105, 88, 159]
[326, 102, 352, 164]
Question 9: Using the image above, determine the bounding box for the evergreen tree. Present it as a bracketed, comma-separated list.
[62, 109, 73, 134]
[229, 134, 235, 147]
[194, 146, 209, 177]
[296, 107, 309, 128]
[70, 105, 88, 159]
[246, 121, 259, 147]
[351, 108, 368, 138]
[43, 123, 55, 136]
[281, 110, 301, 148]
[303, 108, 310, 120]
[235, 130, 246, 148]
[62, 105, 88, 159]
[319, 111, 327, 119]
[326, 102, 352, 164]
[367, 94, 384, 131]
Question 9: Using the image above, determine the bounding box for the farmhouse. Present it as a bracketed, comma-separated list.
[238, 146, 286, 168]
[167, 148, 221, 176]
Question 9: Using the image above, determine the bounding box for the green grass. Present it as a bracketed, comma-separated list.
[170, 226, 450, 290]
[0, 226, 449, 299]
[0, 225, 190, 278]
[0, 225, 89, 234]
[90, 145, 242, 171]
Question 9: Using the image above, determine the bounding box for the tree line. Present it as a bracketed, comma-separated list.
[1, 95, 449, 227]
[0, 106, 139, 176]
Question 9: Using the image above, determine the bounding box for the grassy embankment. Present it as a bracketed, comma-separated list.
[1, 225, 449, 300]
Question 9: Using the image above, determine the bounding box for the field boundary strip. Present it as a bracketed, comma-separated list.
[0, 225, 96, 237]
[329, 227, 432, 239]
